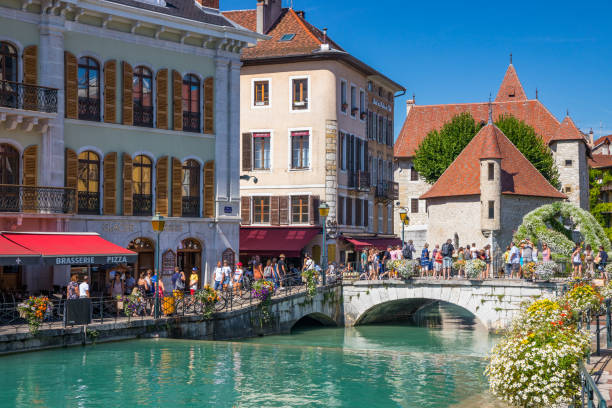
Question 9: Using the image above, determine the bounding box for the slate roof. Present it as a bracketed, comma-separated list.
[104, 0, 234, 27]
[420, 123, 567, 200]
[394, 64, 578, 158]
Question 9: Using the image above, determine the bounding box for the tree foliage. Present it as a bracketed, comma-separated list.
[413, 113, 560, 188]
[589, 167, 612, 241]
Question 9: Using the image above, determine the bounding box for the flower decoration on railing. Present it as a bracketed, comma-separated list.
[17, 296, 51, 335]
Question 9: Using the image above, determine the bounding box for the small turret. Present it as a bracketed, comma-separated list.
[479, 108, 502, 233]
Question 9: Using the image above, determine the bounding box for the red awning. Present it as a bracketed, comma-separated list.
[1, 232, 137, 265]
[0, 235, 41, 265]
[240, 227, 320, 257]
[344, 237, 402, 251]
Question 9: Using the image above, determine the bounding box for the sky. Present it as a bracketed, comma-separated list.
[222, 0, 612, 141]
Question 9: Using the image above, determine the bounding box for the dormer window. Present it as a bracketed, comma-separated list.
[279, 34, 295, 42]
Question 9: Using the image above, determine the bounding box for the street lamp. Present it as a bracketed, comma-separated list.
[151, 213, 166, 319]
[399, 208, 409, 249]
[318, 202, 330, 286]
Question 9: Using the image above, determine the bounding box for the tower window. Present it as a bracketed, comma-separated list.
[488, 201, 495, 219]
[488, 163, 494, 180]
[565, 160, 573, 167]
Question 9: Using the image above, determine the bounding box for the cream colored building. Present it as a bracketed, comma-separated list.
[224, 1, 403, 267]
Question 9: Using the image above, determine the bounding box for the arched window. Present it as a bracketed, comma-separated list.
[182, 159, 200, 217]
[0, 42, 18, 82]
[77, 57, 100, 121]
[77, 151, 100, 214]
[0, 143, 19, 184]
[133, 66, 153, 127]
[182, 74, 200, 132]
[133, 155, 153, 216]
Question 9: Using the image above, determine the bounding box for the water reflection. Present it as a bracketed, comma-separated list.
[0, 302, 506, 407]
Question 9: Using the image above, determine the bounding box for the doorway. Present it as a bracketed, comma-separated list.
[177, 238, 202, 288]
[127, 237, 155, 277]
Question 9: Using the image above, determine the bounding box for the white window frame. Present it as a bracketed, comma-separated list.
[251, 77, 272, 109]
[250, 128, 274, 172]
[288, 193, 311, 225]
[289, 75, 310, 113]
[250, 194, 273, 226]
[288, 127, 313, 171]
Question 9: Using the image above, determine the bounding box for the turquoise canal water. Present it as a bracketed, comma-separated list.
[0, 303, 508, 408]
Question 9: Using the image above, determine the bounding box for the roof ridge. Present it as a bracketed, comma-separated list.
[410, 100, 536, 109]
[479, 124, 503, 159]
[288, 8, 321, 45]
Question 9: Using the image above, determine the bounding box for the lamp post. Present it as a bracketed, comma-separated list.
[399, 208, 409, 249]
[151, 213, 166, 319]
[318, 202, 330, 286]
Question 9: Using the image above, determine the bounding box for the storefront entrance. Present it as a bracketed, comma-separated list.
[0, 265, 22, 292]
[127, 238, 155, 277]
[177, 238, 202, 287]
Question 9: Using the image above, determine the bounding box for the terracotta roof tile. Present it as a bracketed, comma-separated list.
[594, 135, 612, 148]
[590, 154, 612, 169]
[420, 124, 567, 200]
[222, 9, 256, 31]
[550, 116, 588, 143]
[479, 124, 503, 159]
[495, 64, 527, 102]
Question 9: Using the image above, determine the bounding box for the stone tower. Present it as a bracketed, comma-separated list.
[479, 118, 502, 234]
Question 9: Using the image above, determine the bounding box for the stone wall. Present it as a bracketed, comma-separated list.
[499, 195, 559, 248]
[394, 158, 430, 228]
[552, 140, 589, 209]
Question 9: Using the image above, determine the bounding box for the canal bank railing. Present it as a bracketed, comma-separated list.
[577, 361, 607, 408]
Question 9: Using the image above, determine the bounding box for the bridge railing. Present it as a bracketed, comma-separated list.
[576, 361, 607, 408]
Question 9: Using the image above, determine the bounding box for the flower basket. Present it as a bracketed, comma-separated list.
[534, 261, 559, 281]
[464, 259, 485, 279]
[194, 285, 220, 318]
[17, 296, 51, 335]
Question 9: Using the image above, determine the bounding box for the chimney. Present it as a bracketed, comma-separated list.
[296, 10, 305, 19]
[256, 0, 282, 34]
[194, 0, 219, 8]
[406, 93, 415, 116]
[320, 28, 329, 51]
[589, 129, 594, 146]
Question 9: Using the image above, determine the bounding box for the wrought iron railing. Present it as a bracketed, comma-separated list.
[77, 191, 100, 215]
[133, 194, 153, 216]
[182, 111, 200, 133]
[78, 97, 100, 121]
[0, 80, 58, 113]
[578, 361, 607, 408]
[0, 184, 75, 214]
[182, 196, 200, 218]
[375, 182, 387, 199]
[375, 182, 399, 200]
[133, 106, 153, 127]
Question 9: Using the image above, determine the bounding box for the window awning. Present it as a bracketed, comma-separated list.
[343, 236, 402, 251]
[1, 232, 137, 265]
[240, 227, 320, 258]
[0, 235, 41, 265]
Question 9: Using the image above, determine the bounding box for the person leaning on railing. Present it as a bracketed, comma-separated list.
[596, 246, 608, 280]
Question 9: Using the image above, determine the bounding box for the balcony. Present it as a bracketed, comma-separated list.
[134, 106, 153, 128]
[182, 196, 200, 218]
[78, 97, 100, 121]
[375, 182, 399, 201]
[133, 194, 153, 216]
[182, 112, 200, 133]
[77, 191, 100, 215]
[0, 185, 75, 214]
[0, 80, 58, 114]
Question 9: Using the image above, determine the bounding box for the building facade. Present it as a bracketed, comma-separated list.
[394, 63, 590, 251]
[224, 1, 403, 268]
[0, 0, 260, 293]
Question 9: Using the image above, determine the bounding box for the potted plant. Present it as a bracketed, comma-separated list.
[17, 296, 52, 335]
[360, 112, 367, 120]
[341, 102, 348, 111]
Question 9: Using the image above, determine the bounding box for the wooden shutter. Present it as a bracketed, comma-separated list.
[122, 61, 133, 126]
[23, 45, 37, 84]
[172, 70, 182, 131]
[22, 145, 38, 186]
[241, 196, 251, 225]
[203, 161, 215, 218]
[203, 77, 214, 134]
[156, 156, 169, 216]
[242, 132, 252, 171]
[171, 157, 182, 217]
[65, 148, 77, 189]
[309, 195, 320, 225]
[156, 69, 168, 130]
[64, 51, 78, 119]
[338, 197, 344, 225]
[279, 196, 289, 225]
[346, 197, 353, 226]
[270, 196, 280, 225]
[364, 201, 369, 227]
[104, 60, 117, 123]
[356, 198, 362, 227]
[103, 152, 117, 215]
[122, 153, 133, 216]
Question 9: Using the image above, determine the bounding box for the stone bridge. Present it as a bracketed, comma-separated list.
[341, 279, 564, 330]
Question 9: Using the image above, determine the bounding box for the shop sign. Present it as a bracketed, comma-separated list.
[224, 206, 233, 214]
[372, 99, 392, 112]
[49, 255, 136, 265]
[162, 250, 176, 276]
[102, 222, 135, 233]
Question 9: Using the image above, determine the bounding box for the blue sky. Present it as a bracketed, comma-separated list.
[222, 0, 612, 140]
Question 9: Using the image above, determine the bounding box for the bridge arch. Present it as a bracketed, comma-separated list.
[290, 312, 338, 331]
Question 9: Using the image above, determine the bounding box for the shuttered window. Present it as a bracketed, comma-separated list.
[291, 195, 309, 224]
[355, 198, 362, 226]
[182, 74, 200, 132]
[65, 148, 78, 191]
[102, 152, 117, 215]
[346, 197, 353, 226]
[411, 198, 419, 213]
[104, 60, 117, 123]
[122, 154, 133, 216]
[241, 196, 251, 225]
[155, 69, 168, 129]
[77, 151, 100, 214]
[0, 42, 18, 82]
[270, 196, 280, 225]
[64, 52, 78, 119]
[122, 62, 133, 126]
[133, 66, 153, 127]
[309, 195, 320, 225]
[78, 57, 100, 121]
[252, 196, 270, 224]
[242, 132, 252, 171]
[203, 161, 215, 218]
[279, 196, 289, 225]
[155, 156, 169, 216]
[22, 45, 37, 85]
[132, 155, 152, 216]
[182, 159, 200, 217]
[338, 197, 344, 225]
[0, 143, 19, 184]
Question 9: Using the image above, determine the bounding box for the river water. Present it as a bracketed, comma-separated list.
[0, 302, 509, 407]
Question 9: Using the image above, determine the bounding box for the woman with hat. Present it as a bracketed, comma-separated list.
[232, 262, 244, 296]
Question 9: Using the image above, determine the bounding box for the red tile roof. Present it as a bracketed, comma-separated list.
[420, 123, 567, 200]
[590, 154, 612, 169]
[495, 64, 527, 102]
[594, 135, 612, 149]
[550, 116, 588, 142]
[479, 122, 503, 159]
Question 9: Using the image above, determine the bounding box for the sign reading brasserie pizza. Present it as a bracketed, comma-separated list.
[49, 255, 136, 265]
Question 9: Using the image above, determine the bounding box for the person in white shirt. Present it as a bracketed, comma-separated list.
[79, 275, 90, 298]
[221, 260, 232, 290]
[213, 261, 224, 291]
